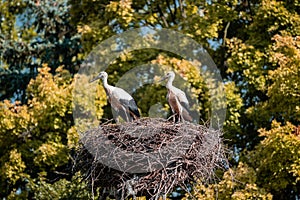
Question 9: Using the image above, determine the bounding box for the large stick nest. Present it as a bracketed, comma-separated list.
[74, 118, 227, 199]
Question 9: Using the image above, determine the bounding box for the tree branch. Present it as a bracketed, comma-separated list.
[166, 0, 176, 24]
[178, 0, 186, 18]
[223, 22, 230, 46]
[156, 4, 169, 27]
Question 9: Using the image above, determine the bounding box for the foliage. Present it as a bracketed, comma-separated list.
[28, 172, 90, 200]
[0, 0, 81, 102]
[266, 34, 300, 123]
[225, 0, 300, 150]
[0, 0, 299, 199]
[246, 121, 300, 199]
[185, 162, 272, 200]
[0, 66, 81, 198]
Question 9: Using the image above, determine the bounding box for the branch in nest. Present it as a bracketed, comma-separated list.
[74, 118, 228, 199]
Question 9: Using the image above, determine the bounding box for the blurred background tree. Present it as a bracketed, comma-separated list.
[0, 0, 299, 199]
[0, 0, 81, 102]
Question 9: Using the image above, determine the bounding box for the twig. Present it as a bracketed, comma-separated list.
[74, 118, 227, 199]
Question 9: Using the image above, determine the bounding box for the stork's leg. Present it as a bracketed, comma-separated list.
[112, 109, 120, 123]
[175, 113, 179, 123]
[129, 112, 136, 122]
[126, 111, 133, 122]
[118, 107, 129, 122]
[123, 108, 131, 122]
[180, 113, 185, 123]
[179, 106, 184, 123]
[169, 106, 176, 123]
[114, 116, 119, 123]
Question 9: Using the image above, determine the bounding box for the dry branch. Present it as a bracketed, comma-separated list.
[74, 118, 227, 199]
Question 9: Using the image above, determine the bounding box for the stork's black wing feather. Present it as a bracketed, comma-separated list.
[182, 107, 193, 122]
[180, 101, 190, 111]
[118, 108, 129, 122]
[119, 99, 140, 119]
[177, 97, 192, 122]
[128, 99, 140, 118]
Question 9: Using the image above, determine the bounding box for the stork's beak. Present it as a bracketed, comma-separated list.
[89, 76, 100, 83]
[159, 75, 168, 82]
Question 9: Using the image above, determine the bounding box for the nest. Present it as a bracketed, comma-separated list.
[74, 118, 227, 199]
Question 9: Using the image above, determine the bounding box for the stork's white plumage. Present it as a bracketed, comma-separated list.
[90, 71, 140, 122]
[160, 71, 192, 122]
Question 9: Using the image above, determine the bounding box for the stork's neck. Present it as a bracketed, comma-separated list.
[166, 76, 174, 89]
[102, 77, 110, 89]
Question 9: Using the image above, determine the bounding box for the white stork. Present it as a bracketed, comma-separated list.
[90, 71, 140, 123]
[160, 71, 192, 122]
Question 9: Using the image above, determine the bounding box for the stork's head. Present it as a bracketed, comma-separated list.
[90, 71, 108, 83]
[160, 71, 175, 82]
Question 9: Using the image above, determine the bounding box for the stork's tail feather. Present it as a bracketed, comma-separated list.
[182, 108, 193, 122]
[128, 99, 140, 120]
[129, 110, 140, 120]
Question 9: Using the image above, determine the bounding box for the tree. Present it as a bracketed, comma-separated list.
[1, 0, 299, 199]
[69, 0, 242, 125]
[225, 0, 300, 150]
[0, 66, 85, 198]
[185, 162, 273, 200]
[0, 0, 81, 102]
[246, 121, 300, 199]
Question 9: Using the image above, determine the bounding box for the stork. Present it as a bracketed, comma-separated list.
[90, 71, 140, 123]
[160, 71, 192, 122]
